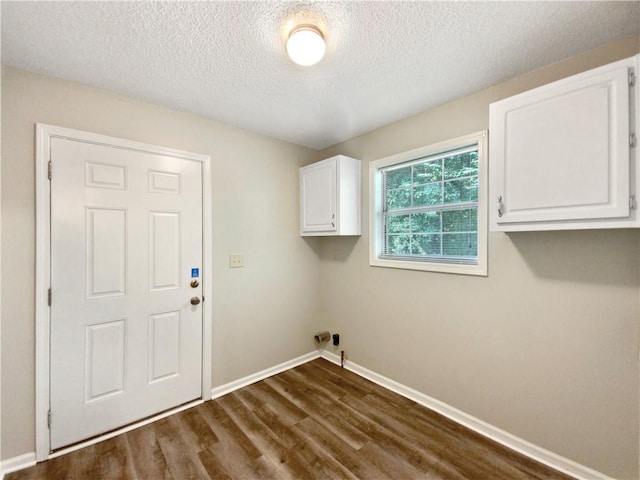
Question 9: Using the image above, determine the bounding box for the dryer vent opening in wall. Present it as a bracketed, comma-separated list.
[314, 331, 331, 342]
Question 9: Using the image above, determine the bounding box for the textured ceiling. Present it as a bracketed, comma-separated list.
[2, 1, 639, 149]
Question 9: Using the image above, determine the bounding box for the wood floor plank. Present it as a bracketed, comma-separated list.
[96, 435, 138, 479]
[348, 391, 555, 480]
[154, 417, 209, 480]
[221, 395, 302, 453]
[343, 392, 503, 477]
[124, 422, 173, 480]
[284, 436, 359, 480]
[244, 380, 308, 424]
[196, 448, 233, 480]
[311, 358, 417, 409]
[265, 372, 372, 449]
[356, 442, 434, 479]
[294, 416, 394, 479]
[250, 402, 302, 450]
[233, 387, 265, 412]
[200, 399, 262, 461]
[294, 361, 357, 399]
[216, 393, 315, 479]
[170, 407, 220, 454]
[8, 358, 575, 480]
[199, 396, 288, 480]
[362, 391, 546, 479]
[296, 360, 373, 399]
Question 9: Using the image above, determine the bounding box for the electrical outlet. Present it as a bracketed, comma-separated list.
[229, 254, 244, 268]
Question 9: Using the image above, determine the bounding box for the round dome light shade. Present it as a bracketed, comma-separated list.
[286, 25, 326, 66]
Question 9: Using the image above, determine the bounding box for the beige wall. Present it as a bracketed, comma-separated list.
[3, 35, 640, 479]
[0, 67, 320, 459]
[318, 36, 640, 479]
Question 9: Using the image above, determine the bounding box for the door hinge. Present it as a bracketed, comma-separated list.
[631, 196, 636, 210]
[631, 133, 637, 148]
[629, 71, 636, 87]
[47, 161, 52, 180]
[48, 288, 52, 306]
[47, 410, 52, 429]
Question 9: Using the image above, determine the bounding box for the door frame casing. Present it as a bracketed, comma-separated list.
[35, 124, 213, 461]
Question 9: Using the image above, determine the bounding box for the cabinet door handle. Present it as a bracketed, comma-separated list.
[497, 196, 504, 218]
[331, 213, 335, 228]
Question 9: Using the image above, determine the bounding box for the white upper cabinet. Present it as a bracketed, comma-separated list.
[490, 55, 638, 231]
[300, 155, 361, 236]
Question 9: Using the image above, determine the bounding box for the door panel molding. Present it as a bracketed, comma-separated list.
[35, 124, 213, 460]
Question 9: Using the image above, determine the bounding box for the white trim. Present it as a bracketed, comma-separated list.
[369, 131, 488, 276]
[319, 350, 609, 480]
[201, 135, 213, 400]
[35, 124, 213, 460]
[0, 453, 37, 478]
[35, 124, 52, 461]
[211, 351, 320, 399]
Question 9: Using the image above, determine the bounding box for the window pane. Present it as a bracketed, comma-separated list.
[386, 187, 411, 210]
[413, 160, 442, 184]
[411, 234, 441, 256]
[386, 214, 410, 233]
[375, 136, 484, 272]
[444, 177, 478, 204]
[387, 234, 410, 255]
[411, 212, 440, 233]
[442, 209, 477, 232]
[385, 166, 412, 189]
[444, 151, 478, 180]
[443, 233, 477, 257]
[413, 183, 442, 207]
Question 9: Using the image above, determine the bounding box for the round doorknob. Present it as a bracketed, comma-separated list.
[190, 296, 201, 305]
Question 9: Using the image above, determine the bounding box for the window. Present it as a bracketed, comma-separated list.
[369, 131, 487, 275]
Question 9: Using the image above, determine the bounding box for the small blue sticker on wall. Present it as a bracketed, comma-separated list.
[191, 268, 199, 278]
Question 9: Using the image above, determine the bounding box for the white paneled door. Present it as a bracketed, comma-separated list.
[49, 137, 203, 450]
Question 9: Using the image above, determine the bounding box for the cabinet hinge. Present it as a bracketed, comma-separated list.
[629, 71, 636, 87]
[47, 288, 52, 306]
[47, 161, 52, 180]
[630, 196, 636, 210]
[631, 133, 637, 148]
[47, 410, 52, 429]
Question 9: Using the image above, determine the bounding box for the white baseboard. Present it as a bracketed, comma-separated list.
[1, 452, 36, 478]
[211, 351, 320, 399]
[319, 350, 610, 480]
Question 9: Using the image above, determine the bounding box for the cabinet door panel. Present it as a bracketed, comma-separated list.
[490, 61, 631, 229]
[300, 159, 337, 232]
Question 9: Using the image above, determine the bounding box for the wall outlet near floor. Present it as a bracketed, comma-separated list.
[229, 254, 244, 268]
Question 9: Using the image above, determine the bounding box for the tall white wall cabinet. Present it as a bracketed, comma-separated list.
[490, 55, 639, 231]
[300, 155, 361, 236]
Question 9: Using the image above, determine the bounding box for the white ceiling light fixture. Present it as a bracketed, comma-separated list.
[286, 24, 326, 66]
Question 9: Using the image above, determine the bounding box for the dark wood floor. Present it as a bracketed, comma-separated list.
[8, 358, 574, 479]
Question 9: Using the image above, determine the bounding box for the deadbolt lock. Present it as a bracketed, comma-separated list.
[190, 279, 199, 288]
[190, 296, 201, 305]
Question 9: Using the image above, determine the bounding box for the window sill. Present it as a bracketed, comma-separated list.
[369, 256, 487, 276]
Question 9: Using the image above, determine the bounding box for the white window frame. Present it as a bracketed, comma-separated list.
[369, 131, 488, 276]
